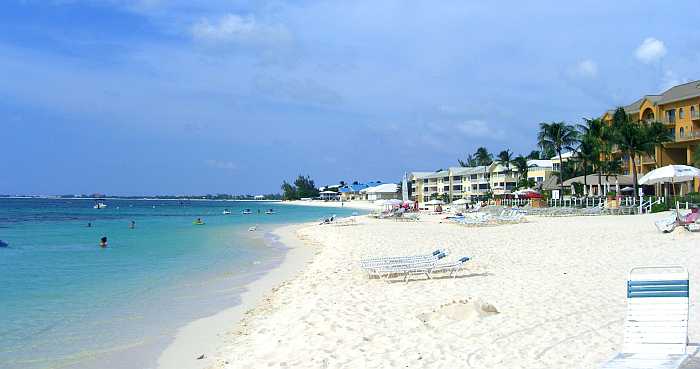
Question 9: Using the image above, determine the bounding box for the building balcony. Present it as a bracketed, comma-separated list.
[661, 117, 676, 125]
[675, 130, 700, 142]
[692, 111, 700, 121]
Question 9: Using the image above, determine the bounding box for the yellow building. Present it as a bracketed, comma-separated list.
[602, 80, 700, 193]
[408, 160, 553, 205]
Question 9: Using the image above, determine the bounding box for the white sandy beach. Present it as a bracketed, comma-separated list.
[279, 200, 378, 211]
[157, 224, 317, 369]
[204, 212, 699, 369]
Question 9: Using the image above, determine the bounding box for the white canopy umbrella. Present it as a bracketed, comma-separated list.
[452, 198, 469, 205]
[384, 199, 403, 206]
[638, 165, 700, 185]
[425, 199, 445, 205]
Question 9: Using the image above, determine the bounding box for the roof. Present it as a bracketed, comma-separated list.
[550, 151, 577, 161]
[448, 166, 490, 175]
[527, 160, 553, 169]
[409, 171, 434, 180]
[658, 80, 700, 105]
[419, 170, 450, 179]
[361, 183, 398, 193]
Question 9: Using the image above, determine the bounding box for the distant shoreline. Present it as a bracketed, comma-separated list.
[0, 196, 281, 202]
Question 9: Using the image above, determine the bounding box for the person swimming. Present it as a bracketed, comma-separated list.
[0, 240, 8, 248]
[87, 222, 92, 228]
[99, 236, 108, 248]
[129, 220, 135, 229]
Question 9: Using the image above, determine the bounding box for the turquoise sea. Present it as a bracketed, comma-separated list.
[0, 198, 356, 369]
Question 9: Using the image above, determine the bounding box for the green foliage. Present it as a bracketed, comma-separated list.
[474, 147, 493, 166]
[651, 203, 670, 213]
[517, 177, 536, 190]
[693, 144, 700, 167]
[606, 191, 617, 197]
[281, 180, 298, 200]
[572, 182, 584, 195]
[527, 150, 541, 160]
[511, 155, 529, 180]
[280, 175, 320, 200]
[294, 175, 320, 199]
[458, 154, 477, 167]
[440, 193, 450, 203]
[496, 149, 514, 170]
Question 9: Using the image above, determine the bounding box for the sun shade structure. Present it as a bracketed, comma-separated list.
[425, 199, 445, 205]
[638, 165, 700, 185]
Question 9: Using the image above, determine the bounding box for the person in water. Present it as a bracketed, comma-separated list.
[87, 222, 92, 228]
[129, 220, 135, 229]
[99, 236, 108, 248]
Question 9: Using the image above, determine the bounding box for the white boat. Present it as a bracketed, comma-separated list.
[248, 226, 257, 232]
[93, 202, 107, 209]
[222, 210, 232, 215]
[242, 209, 252, 215]
[265, 209, 275, 215]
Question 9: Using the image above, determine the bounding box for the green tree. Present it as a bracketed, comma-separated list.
[538, 121, 580, 197]
[611, 108, 671, 201]
[458, 154, 477, 167]
[294, 175, 320, 199]
[281, 181, 298, 200]
[694, 144, 700, 167]
[496, 149, 514, 169]
[526, 150, 541, 160]
[474, 147, 493, 166]
[511, 155, 529, 182]
[575, 135, 599, 194]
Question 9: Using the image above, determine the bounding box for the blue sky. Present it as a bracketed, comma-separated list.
[2, 1, 699, 195]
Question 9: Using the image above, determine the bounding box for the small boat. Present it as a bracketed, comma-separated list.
[193, 218, 205, 225]
[248, 226, 257, 232]
[93, 200, 107, 209]
[265, 209, 275, 215]
[0, 240, 8, 248]
[222, 209, 232, 215]
[242, 209, 252, 215]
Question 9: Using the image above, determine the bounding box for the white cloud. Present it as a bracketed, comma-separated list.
[635, 37, 667, 64]
[455, 120, 499, 138]
[204, 159, 237, 170]
[572, 59, 598, 78]
[191, 14, 291, 47]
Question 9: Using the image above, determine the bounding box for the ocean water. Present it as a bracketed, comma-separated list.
[0, 198, 357, 369]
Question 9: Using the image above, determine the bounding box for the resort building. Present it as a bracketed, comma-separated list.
[337, 181, 382, 201]
[550, 151, 576, 172]
[409, 160, 555, 204]
[526, 160, 554, 186]
[361, 183, 399, 201]
[601, 80, 700, 192]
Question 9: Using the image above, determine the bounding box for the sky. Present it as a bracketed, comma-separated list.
[2, 1, 699, 195]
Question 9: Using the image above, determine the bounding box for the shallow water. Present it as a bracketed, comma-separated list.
[0, 198, 356, 369]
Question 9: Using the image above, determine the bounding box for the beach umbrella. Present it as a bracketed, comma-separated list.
[452, 199, 469, 205]
[639, 165, 700, 185]
[384, 199, 403, 205]
[620, 186, 634, 192]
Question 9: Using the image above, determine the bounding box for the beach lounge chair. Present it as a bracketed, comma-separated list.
[374, 256, 470, 282]
[599, 266, 693, 369]
[359, 249, 447, 269]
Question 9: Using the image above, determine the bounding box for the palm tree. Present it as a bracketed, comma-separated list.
[458, 154, 477, 167]
[576, 136, 599, 195]
[579, 117, 609, 191]
[538, 121, 580, 197]
[474, 147, 493, 166]
[612, 109, 671, 201]
[527, 150, 541, 160]
[511, 155, 530, 188]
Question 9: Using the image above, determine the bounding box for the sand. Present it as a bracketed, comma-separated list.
[207, 212, 699, 369]
[156, 224, 316, 369]
[279, 200, 378, 211]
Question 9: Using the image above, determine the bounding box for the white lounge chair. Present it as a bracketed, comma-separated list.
[359, 249, 447, 269]
[599, 266, 694, 369]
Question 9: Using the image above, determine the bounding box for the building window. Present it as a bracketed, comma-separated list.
[470, 174, 477, 180]
[472, 185, 478, 190]
[443, 186, 449, 191]
[680, 127, 685, 137]
[692, 106, 698, 119]
[453, 185, 462, 191]
[679, 108, 685, 119]
[667, 109, 676, 123]
[452, 176, 461, 181]
[537, 177, 544, 182]
[423, 187, 428, 192]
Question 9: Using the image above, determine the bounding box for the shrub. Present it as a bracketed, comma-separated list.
[651, 203, 669, 213]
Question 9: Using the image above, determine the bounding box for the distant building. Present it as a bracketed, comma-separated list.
[337, 181, 382, 201]
[361, 183, 399, 201]
[254, 195, 265, 200]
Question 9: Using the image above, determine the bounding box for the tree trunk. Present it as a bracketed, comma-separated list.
[631, 153, 638, 205]
[583, 162, 588, 196]
[558, 149, 564, 202]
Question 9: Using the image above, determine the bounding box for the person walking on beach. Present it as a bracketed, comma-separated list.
[99, 237, 108, 248]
